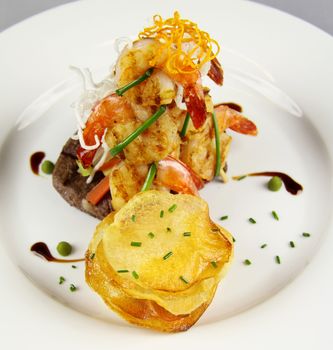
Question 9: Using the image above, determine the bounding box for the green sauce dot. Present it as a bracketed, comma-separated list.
[41, 160, 55, 174]
[57, 241, 72, 256]
[267, 176, 282, 191]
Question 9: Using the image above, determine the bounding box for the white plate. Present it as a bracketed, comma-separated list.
[0, 0, 333, 349]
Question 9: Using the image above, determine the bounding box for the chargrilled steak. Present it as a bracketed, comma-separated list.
[52, 138, 112, 220]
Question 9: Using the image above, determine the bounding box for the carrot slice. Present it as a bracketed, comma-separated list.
[86, 176, 110, 205]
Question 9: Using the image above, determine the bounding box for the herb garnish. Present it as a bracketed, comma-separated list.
[110, 105, 166, 157]
[148, 232, 155, 239]
[179, 276, 189, 284]
[212, 111, 221, 176]
[69, 284, 77, 292]
[166, 227, 172, 232]
[302, 232, 311, 237]
[168, 204, 177, 213]
[141, 163, 157, 191]
[249, 218, 256, 224]
[59, 276, 65, 285]
[163, 251, 173, 260]
[160, 210, 164, 218]
[243, 259, 252, 265]
[211, 261, 218, 268]
[117, 269, 129, 273]
[220, 215, 228, 221]
[180, 112, 191, 138]
[116, 68, 154, 96]
[130, 241, 142, 247]
[71, 265, 77, 269]
[183, 232, 191, 237]
[131, 214, 136, 222]
[272, 211, 279, 221]
[132, 271, 139, 279]
[289, 241, 295, 248]
[90, 253, 95, 260]
[260, 244, 267, 249]
[275, 256, 281, 264]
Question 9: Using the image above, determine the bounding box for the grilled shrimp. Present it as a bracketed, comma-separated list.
[180, 105, 257, 181]
[115, 38, 223, 128]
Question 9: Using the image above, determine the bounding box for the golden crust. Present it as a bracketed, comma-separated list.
[85, 191, 233, 332]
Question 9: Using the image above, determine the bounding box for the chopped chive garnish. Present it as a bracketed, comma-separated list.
[166, 227, 172, 232]
[180, 112, 191, 138]
[302, 232, 311, 237]
[163, 251, 173, 260]
[243, 259, 252, 265]
[116, 68, 154, 96]
[179, 276, 189, 284]
[130, 241, 142, 247]
[90, 253, 95, 260]
[160, 210, 164, 218]
[148, 232, 155, 239]
[289, 241, 295, 248]
[59, 276, 65, 285]
[272, 211, 279, 220]
[117, 269, 129, 273]
[141, 163, 157, 191]
[220, 215, 228, 221]
[212, 111, 221, 177]
[249, 218, 256, 224]
[132, 271, 139, 279]
[131, 214, 136, 222]
[71, 265, 77, 269]
[168, 204, 177, 213]
[232, 236, 236, 242]
[69, 284, 77, 292]
[110, 105, 166, 157]
[236, 175, 247, 181]
[211, 261, 218, 268]
[275, 256, 281, 264]
[183, 232, 191, 237]
[260, 244, 267, 249]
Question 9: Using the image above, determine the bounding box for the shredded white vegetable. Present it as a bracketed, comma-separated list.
[86, 129, 110, 184]
[174, 83, 187, 110]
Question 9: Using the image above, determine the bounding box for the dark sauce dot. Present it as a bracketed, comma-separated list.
[30, 152, 45, 175]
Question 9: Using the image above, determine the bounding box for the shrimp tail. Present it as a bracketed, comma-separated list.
[183, 83, 207, 129]
[208, 58, 223, 86]
[215, 104, 258, 136]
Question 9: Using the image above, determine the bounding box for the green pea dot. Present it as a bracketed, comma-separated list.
[41, 160, 55, 174]
[56, 241, 72, 256]
[267, 176, 282, 191]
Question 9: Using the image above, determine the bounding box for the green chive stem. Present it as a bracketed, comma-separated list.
[275, 256, 281, 264]
[302, 232, 311, 237]
[163, 251, 173, 260]
[132, 271, 139, 279]
[141, 163, 157, 191]
[183, 232, 191, 237]
[148, 232, 155, 239]
[69, 284, 77, 292]
[168, 204, 177, 213]
[131, 214, 136, 222]
[110, 105, 166, 157]
[289, 241, 295, 248]
[243, 259, 252, 265]
[212, 111, 221, 177]
[179, 276, 189, 284]
[249, 218, 256, 224]
[211, 261, 218, 268]
[220, 215, 228, 221]
[160, 210, 164, 218]
[116, 68, 154, 96]
[272, 211, 279, 221]
[130, 241, 142, 247]
[260, 244, 267, 249]
[117, 269, 129, 273]
[59, 276, 65, 285]
[180, 112, 191, 137]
